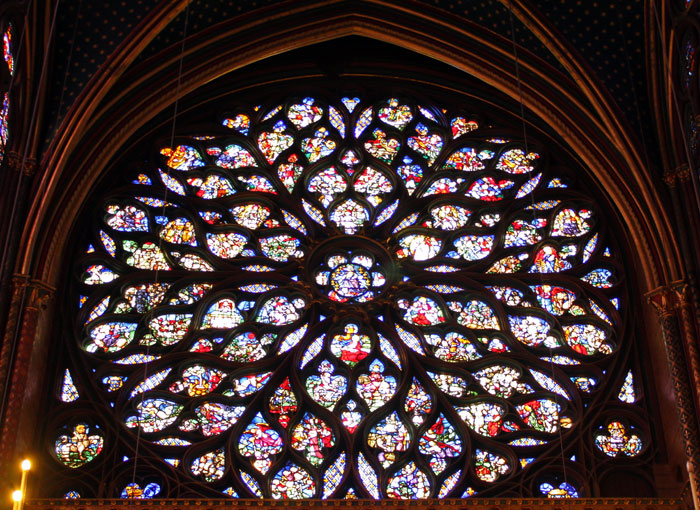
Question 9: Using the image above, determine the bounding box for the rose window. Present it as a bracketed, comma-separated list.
[47, 95, 649, 499]
[314, 252, 386, 303]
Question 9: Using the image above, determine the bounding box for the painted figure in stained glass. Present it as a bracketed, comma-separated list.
[330, 324, 372, 366]
[306, 360, 347, 409]
[270, 464, 315, 499]
[55, 424, 104, 468]
[387, 462, 431, 499]
[367, 412, 410, 466]
[398, 295, 446, 326]
[356, 360, 397, 411]
[55, 95, 638, 499]
[269, 378, 297, 427]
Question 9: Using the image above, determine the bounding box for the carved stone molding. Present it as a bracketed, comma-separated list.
[22, 277, 54, 310]
[657, 280, 700, 369]
[6, 151, 38, 177]
[22, 498, 686, 510]
[7, 274, 55, 307]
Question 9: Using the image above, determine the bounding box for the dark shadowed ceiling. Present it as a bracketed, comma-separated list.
[45, 0, 652, 162]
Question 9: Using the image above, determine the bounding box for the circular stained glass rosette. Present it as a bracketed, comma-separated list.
[64, 96, 630, 499]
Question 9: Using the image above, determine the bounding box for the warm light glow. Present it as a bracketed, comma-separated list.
[11, 490, 22, 502]
[20, 459, 30, 471]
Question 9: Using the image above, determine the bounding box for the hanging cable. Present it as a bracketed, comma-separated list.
[131, 2, 190, 488]
[0, 2, 36, 293]
[506, 0, 570, 491]
[652, 1, 700, 216]
[506, 0, 530, 156]
[617, 11, 655, 176]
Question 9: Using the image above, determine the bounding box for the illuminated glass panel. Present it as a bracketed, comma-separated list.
[3, 24, 13, 75]
[0, 93, 8, 164]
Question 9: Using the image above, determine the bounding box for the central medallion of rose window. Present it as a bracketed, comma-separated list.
[314, 251, 387, 303]
[54, 95, 637, 500]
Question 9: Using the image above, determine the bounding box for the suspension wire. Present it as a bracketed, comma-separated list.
[506, 0, 570, 489]
[506, 0, 530, 155]
[0, 0, 62, 432]
[652, 1, 700, 216]
[131, 2, 190, 487]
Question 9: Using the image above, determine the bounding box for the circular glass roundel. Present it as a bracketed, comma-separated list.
[60, 95, 634, 499]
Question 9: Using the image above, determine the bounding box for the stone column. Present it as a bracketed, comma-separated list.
[0, 274, 31, 417]
[674, 283, 700, 424]
[649, 285, 700, 501]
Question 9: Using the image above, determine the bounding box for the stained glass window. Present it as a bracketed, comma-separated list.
[46, 95, 648, 499]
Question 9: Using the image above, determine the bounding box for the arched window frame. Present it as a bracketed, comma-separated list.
[40, 82, 657, 499]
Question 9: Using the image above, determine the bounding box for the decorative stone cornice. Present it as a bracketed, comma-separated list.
[647, 281, 687, 318]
